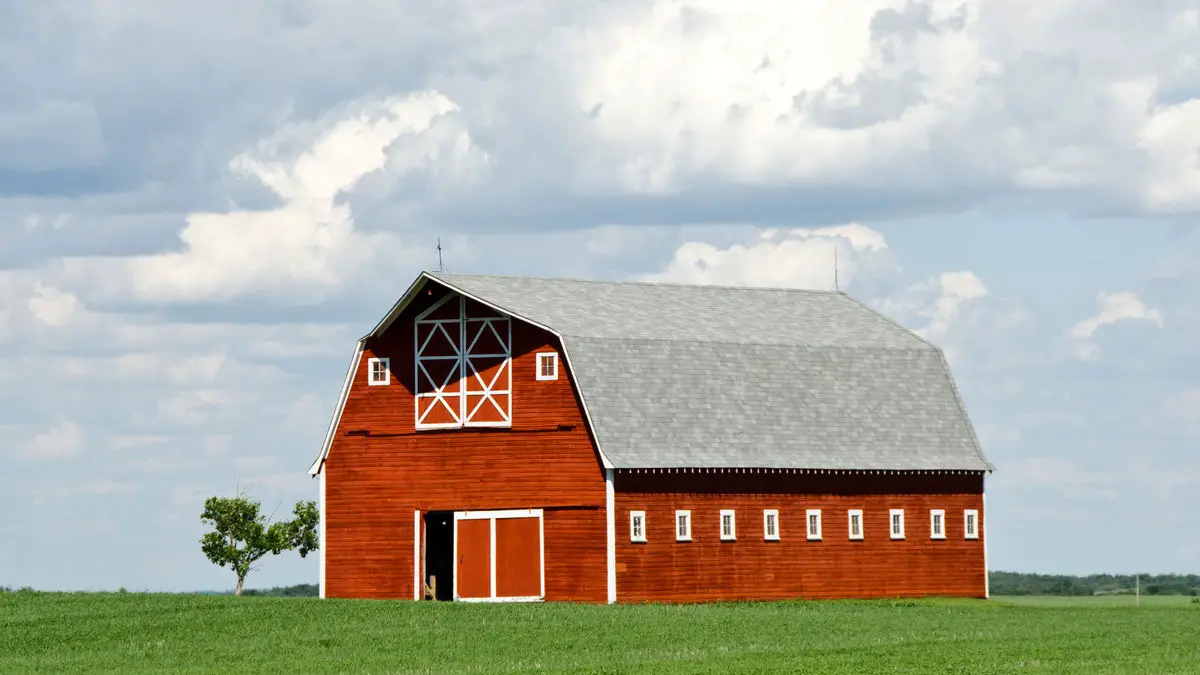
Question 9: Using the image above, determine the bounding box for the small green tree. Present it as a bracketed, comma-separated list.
[200, 493, 319, 596]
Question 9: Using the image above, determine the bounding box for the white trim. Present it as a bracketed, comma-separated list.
[890, 509, 905, 540]
[930, 509, 946, 540]
[452, 509, 545, 603]
[457, 508, 543, 520]
[535, 352, 559, 381]
[413, 510, 421, 600]
[367, 357, 390, 386]
[848, 509, 864, 540]
[675, 510, 692, 541]
[720, 509, 736, 541]
[629, 510, 646, 543]
[318, 472, 326, 598]
[605, 469, 616, 604]
[805, 509, 822, 541]
[982, 492, 990, 599]
[308, 341, 364, 475]
[763, 509, 780, 541]
[964, 509, 979, 540]
[371, 272, 615, 469]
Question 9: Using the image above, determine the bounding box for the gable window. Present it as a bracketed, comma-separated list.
[763, 509, 780, 541]
[930, 509, 945, 540]
[675, 510, 692, 541]
[848, 509, 864, 540]
[890, 509, 905, 539]
[535, 352, 558, 381]
[368, 357, 390, 386]
[720, 510, 736, 541]
[806, 509, 822, 541]
[630, 511, 646, 543]
[964, 509, 979, 540]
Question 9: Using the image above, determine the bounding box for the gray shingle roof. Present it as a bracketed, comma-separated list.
[424, 272, 992, 472]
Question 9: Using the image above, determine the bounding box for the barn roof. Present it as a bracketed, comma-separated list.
[418, 272, 993, 473]
[310, 271, 992, 475]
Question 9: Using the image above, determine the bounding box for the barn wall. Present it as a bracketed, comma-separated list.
[614, 472, 986, 603]
[323, 283, 608, 602]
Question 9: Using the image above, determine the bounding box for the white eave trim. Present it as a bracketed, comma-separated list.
[370, 272, 615, 470]
[308, 340, 364, 476]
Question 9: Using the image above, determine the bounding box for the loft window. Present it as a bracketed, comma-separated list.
[720, 510, 736, 541]
[930, 509, 945, 540]
[535, 352, 559, 381]
[806, 509, 822, 540]
[367, 357, 390, 386]
[763, 509, 780, 541]
[964, 509, 979, 539]
[675, 510, 692, 541]
[848, 509, 863, 540]
[890, 509, 905, 539]
[630, 511, 646, 543]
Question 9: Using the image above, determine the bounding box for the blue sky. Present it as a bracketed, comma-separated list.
[2, 1, 1198, 592]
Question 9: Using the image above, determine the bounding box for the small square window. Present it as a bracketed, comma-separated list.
[535, 352, 559, 381]
[964, 509, 979, 540]
[630, 511, 646, 543]
[806, 509, 822, 541]
[763, 509, 780, 541]
[367, 357, 390, 386]
[675, 510, 692, 541]
[848, 509, 864, 540]
[890, 509, 905, 539]
[930, 509, 945, 540]
[720, 510, 736, 541]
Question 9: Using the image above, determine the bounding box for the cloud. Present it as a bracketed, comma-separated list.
[1069, 290, 1164, 360]
[646, 223, 895, 289]
[887, 271, 990, 341]
[17, 421, 84, 461]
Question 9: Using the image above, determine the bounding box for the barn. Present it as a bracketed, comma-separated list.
[307, 271, 994, 603]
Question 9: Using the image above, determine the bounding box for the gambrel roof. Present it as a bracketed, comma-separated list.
[310, 271, 993, 475]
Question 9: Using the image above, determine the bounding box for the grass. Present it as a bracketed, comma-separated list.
[1, 593, 1198, 674]
[994, 594, 1198, 607]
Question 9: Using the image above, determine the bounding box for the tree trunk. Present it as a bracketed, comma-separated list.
[235, 575, 245, 596]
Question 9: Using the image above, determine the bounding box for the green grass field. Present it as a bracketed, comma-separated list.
[2, 593, 1198, 674]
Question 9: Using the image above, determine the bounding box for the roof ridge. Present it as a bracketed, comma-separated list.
[562, 333, 936, 351]
[429, 270, 842, 295]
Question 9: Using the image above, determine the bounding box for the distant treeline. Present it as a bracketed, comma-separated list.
[989, 572, 1200, 596]
[240, 583, 319, 597]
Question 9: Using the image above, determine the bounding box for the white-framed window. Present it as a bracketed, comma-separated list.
[763, 509, 780, 541]
[930, 509, 946, 540]
[720, 510, 736, 541]
[535, 352, 559, 381]
[848, 509, 864, 540]
[964, 509, 979, 540]
[367, 357, 390, 386]
[890, 509, 905, 539]
[630, 511, 646, 543]
[806, 509, 822, 541]
[675, 510, 692, 542]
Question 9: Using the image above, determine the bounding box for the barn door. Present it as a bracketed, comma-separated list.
[453, 510, 544, 602]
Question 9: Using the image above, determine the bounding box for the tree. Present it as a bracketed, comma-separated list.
[200, 493, 319, 596]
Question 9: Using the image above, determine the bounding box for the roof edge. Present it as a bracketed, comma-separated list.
[308, 340, 364, 476]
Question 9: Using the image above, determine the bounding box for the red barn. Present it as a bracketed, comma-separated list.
[307, 271, 994, 603]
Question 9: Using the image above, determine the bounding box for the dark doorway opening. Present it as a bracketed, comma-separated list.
[424, 511, 455, 601]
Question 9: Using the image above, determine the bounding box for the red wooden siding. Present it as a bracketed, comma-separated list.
[495, 517, 542, 598]
[614, 472, 986, 603]
[456, 519, 491, 599]
[323, 283, 608, 601]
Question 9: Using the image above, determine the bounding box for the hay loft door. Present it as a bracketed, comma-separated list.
[452, 510, 544, 602]
[414, 294, 512, 430]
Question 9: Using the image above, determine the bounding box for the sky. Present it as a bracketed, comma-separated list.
[1, 0, 1198, 592]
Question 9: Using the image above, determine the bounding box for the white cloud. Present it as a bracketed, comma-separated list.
[27, 284, 80, 327]
[1069, 290, 1164, 360]
[646, 223, 895, 289]
[17, 421, 85, 461]
[887, 271, 990, 341]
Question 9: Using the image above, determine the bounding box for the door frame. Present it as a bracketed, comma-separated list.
[452, 508, 545, 602]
